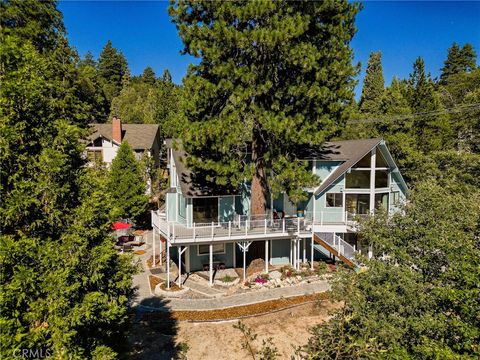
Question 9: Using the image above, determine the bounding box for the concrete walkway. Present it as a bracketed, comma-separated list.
[183, 278, 226, 298]
[136, 280, 330, 312]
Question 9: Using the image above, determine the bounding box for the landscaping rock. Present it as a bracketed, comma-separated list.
[269, 270, 282, 280]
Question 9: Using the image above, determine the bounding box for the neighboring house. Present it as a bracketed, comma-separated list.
[151, 138, 407, 287]
[85, 117, 161, 192]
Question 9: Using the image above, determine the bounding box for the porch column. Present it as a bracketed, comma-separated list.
[310, 235, 314, 270]
[243, 244, 247, 281]
[265, 240, 269, 273]
[303, 237, 306, 263]
[152, 229, 156, 268]
[293, 239, 296, 269]
[370, 147, 376, 213]
[289, 240, 293, 266]
[209, 243, 213, 286]
[297, 238, 301, 270]
[178, 246, 182, 288]
[233, 242, 236, 268]
[166, 239, 170, 289]
[269, 240, 273, 265]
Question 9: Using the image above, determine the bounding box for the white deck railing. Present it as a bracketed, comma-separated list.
[316, 232, 358, 263]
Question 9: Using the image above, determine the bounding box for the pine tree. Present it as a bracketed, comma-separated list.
[107, 142, 148, 222]
[170, 0, 360, 214]
[98, 40, 128, 103]
[142, 66, 156, 85]
[359, 51, 385, 114]
[440, 43, 477, 84]
[409, 57, 452, 152]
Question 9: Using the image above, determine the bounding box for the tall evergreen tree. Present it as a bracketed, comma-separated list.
[408, 57, 452, 152]
[106, 142, 148, 222]
[440, 43, 477, 84]
[359, 51, 385, 114]
[170, 0, 360, 214]
[98, 40, 128, 103]
[141, 66, 156, 85]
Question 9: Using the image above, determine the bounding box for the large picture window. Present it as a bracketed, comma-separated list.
[193, 197, 218, 223]
[375, 170, 389, 188]
[345, 170, 371, 188]
[198, 243, 225, 255]
[326, 193, 343, 207]
[345, 194, 370, 215]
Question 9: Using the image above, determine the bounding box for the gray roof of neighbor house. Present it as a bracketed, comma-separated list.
[166, 138, 393, 198]
[88, 123, 159, 150]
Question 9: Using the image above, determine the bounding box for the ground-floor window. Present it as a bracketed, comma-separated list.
[193, 197, 218, 223]
[198, 243, 225, 255]
[326, 193, 343, 207]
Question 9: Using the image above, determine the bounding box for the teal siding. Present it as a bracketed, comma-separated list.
[166, 193, 177, 222]
[219, 196, 235, 222]
[273, 193, 284, 212]
[240, 182, 251, 217]
[271, 239, 291, 265]
[188, 242, 235, 272]
[314, 161, 343, 181]
[314, 175, 345, 222]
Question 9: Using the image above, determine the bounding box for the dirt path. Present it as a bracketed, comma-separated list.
[129, 299, 338, 360]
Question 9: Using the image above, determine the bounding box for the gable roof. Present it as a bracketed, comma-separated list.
[88, 123, 159, 150]
[312, 138, 383, 195]
[166, 138, 406, 198]
[165, 139, 237, 197]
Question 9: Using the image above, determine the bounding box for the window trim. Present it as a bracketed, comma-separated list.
[326, 193, 343, 207]
[197, 243, 226, 256]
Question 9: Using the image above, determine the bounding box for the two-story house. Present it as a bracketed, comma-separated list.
[151, 138, 407, 287]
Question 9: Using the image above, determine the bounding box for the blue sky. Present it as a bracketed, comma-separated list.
[59, 1, 480, 97]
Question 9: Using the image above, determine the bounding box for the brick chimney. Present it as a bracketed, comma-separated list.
[112, 116, 122, 143]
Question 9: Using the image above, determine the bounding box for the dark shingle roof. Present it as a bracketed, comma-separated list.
[166, 138, 383, 198]
[88, 123, 159, 150]
[312, 138, 382, 195]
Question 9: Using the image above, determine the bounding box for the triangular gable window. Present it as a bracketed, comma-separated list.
[352, 153, 371, 168]
[375, 150, 388, 168]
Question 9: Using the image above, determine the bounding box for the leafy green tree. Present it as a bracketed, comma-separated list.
[297, 178, 480, 359]
[110, 81, 157, 124]
[359, 51, 385, 114]
[440, 42, 477, 84]
[170, 0, 360, 214]
[106, 141, 148, 222]
[0, 3, 134, 357]
[142, 66, 156, 85]
[156, 69, 182, 137]
[0, 0, 64, 53]
[98, 40, 128, 103]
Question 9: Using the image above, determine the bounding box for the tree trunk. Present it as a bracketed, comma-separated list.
[250, 128, 268, 217]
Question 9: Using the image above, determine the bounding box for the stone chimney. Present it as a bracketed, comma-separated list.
[112, 116, 122, 143]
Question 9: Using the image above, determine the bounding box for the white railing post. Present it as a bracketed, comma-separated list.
[211, 221, 214, 238]
[282, 217, 285, 233]
[193, 222, 196, 240]
[297, 217, 300, 234]
[246, 220, 249, 236]
[342, 210, 345, 223]
[228, 221, 231, 238]
[264, 218, 267, 235]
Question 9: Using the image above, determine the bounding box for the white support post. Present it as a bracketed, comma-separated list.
[303, 237, 306, 263]
[297, 238, 301, 270]
[243, 247, 246, 280]
[269, 240, 273, 265]
[297, 217, 300, 234]
[178, 246, 182, 288]
[290, 240, 293, 266]
[233, 242, 236, 268]
[370, 148, 376, 214]
[246, 220, 249, 236]
[166, 239, 170, 289]
[193, 222, 196, 240]
[293, 239, 297, 269]
[152, 229, 156, 269]
[264, 219, 267, 235]
[209, 243, 213, 286]
[310, 235, 314, 270]
[265, 240, 269, 273]
[282, 218, 285, 233]
[228, 221, 231, 238]
[211, 221, 214, 238]
[159, 232, 163, 266]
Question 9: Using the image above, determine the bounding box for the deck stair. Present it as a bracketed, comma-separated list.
[313, 232, 358, 268]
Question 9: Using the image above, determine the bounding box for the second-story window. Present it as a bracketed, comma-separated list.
[326, 193, 343, 207]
